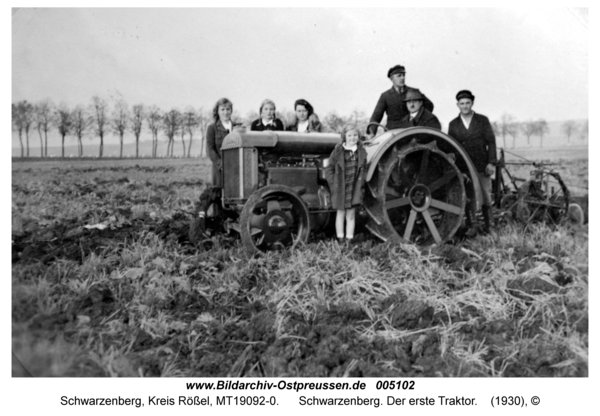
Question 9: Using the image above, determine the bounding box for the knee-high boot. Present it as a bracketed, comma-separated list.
[465, 206, 478, 237]
[482, 204, 492, 234]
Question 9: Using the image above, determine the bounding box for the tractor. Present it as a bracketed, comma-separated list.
[191, 124, 488, 254]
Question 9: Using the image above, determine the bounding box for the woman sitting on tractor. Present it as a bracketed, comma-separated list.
[206, 97, 242, 187]
[250, 99, 285, 131]
[286, 99, 323, 133]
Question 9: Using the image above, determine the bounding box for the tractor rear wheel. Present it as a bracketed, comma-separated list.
[365, 140, 466, 245]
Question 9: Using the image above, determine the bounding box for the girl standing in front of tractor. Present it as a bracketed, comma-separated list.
[325, 123, 367, 244]
[206, 98, 241, 187]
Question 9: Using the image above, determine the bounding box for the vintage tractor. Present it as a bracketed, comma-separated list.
[191, 126, 485, 254]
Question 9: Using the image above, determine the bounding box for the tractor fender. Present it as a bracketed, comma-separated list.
[364, 127, 483, 211]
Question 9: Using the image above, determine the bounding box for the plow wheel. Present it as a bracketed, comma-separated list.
[365, 140, 466, 245]
[505, 171, 570, 225]
[240, 185, 310, 254]
[189, 187, 236, 243]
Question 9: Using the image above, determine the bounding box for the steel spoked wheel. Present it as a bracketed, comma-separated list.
[374, 141, 466, 245]
[240, 185, 310, 254]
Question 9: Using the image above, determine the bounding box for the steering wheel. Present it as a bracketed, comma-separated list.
[365, 122, 388, 138]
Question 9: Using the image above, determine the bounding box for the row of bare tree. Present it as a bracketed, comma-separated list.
[491, 114, 588, 149]
[12, 98, 589, 158]
[316, 111, 589, 149]
[12, 97, 214, 159]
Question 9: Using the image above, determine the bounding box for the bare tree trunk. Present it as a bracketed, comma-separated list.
[119, 133, 124, 158]
[187, 133, 193, 157]
[37, 128, 44, 157]
[18, 132, 24, 158]
[61, 134, 65, 157]
[26, 131, 30, 157]
[77, 137, 83, 157]
[181, 133, 186, 157]
[135, 134, 140, 158]
[99, 135, 104, 158]
[200, 134, 205, 158]
[44, 131, 48, 157]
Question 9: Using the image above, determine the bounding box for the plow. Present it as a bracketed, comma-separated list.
[493, 149, 585, 227]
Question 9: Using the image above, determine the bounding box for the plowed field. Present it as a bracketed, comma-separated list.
[12, 157, 588, 377]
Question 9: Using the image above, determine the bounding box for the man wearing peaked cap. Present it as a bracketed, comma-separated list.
[398, 89, 441, 130]
[387, 65, 405, 78]
[448, 89, 497, 234]
[456, 90, 475, 101]
[367, 64, 434, 136]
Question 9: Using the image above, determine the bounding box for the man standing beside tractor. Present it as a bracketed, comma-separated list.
[367, 64, 434, 136]
[448, 89, 497, 234]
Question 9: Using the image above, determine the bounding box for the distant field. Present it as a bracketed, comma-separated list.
[12, 157, 588, 377]
[503, 145, 588, 162]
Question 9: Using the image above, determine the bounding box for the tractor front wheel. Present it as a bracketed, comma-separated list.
[240, 185, 311, 254]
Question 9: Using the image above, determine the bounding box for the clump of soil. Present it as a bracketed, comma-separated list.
[506, 276, 562, 298]
[381, 293, 434, 330]
[423, 244, 486, 271]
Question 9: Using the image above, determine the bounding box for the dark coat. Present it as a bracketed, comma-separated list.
[285, 115, 323, 132]
[206, 120, 240, 186]
[399, 107, 441, 130]
[324, 143, 367, 210]
[369, 86, 434, 132]
[250, 118, 285, 131]
[448, 112, 497, 173]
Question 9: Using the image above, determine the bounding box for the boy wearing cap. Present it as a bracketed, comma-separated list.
[399, 89, 441, 130]
[368, 65, 434, 136]
[448, 90, 497, 234]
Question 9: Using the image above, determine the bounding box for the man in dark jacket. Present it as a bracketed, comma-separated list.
[448, 89, 497, 234]
[367, 65, 434, 136]
[399, 90, 441, 130]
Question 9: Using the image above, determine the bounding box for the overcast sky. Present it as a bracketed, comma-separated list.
[11, 7, 589, 147]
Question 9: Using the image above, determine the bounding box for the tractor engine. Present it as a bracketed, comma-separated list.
[219, 131, 342, 243]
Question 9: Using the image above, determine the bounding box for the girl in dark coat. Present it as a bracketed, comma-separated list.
[325, 123, 367, 243]
[206, 98, 241, 187]
[250, 99, 285, 131]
